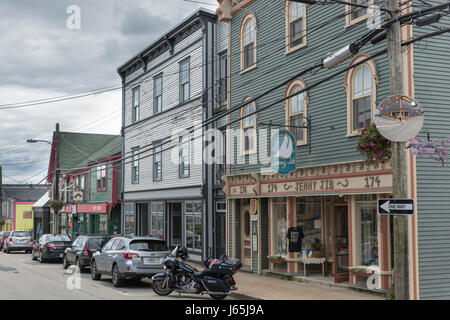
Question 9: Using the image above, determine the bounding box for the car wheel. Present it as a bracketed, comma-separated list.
[76, 258, 86, 273]
[39, 251, 45, 263]
[90, 260, 101, 281]
[62, 255, 69, 269]
[209, 294, 227, 300]
[111, 264, 124, 288]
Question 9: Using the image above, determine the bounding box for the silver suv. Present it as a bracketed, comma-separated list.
[90, 236, 170, 287]
[3, 230, 33, 253]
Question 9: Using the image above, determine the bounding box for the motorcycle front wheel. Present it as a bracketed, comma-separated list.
[152, 278, 173, 296]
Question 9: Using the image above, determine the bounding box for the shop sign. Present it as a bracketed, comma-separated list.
[261, 174, 392, 196]
[77, 203, 107, 213]
[378, 199, 414, 215]
[250, 199, 258, 214]
[271, 130, 296, 175]
[73, 192, 83, 202]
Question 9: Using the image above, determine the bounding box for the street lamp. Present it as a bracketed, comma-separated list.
[26, 139, 52, 145]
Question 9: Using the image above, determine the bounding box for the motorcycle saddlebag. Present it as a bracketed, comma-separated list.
[200, 276, 229, 292]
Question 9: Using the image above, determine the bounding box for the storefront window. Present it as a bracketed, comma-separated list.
[151, 202, 164, 239]
[125, 215, 135, 235]
[186, 202, 202, 252]
[295, 197, 322, 251]
[99, 215, 107, 235]
[61, 214, 67, 235]
[355, 195, 378, 266]
[272, 198, 287, 256]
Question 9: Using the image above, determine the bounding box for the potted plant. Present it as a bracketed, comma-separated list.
[311, 238, 323, 258]
[268, 255, 285, 264]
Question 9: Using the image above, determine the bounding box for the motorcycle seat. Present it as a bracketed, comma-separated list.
[193, 269, 216, 278]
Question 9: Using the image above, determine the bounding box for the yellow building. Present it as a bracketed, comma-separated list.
[14, 202, 34, 231]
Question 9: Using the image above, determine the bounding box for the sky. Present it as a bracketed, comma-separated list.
[0, 0, 218, 184]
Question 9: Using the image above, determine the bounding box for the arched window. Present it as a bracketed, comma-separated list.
[241, 97, 257, 154]
[285, 79, 308, 145]
[240, 13, 257, 71]
[285, 1, 307, 52]
[345, 55, 377, 135]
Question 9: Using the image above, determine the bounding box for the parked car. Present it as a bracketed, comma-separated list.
[0, 231, 10, 249]
[90, 237, 170, 287]
[31, 234, 72, 263]
[63, 235, 111, 272]
[2, 230, 33, 253]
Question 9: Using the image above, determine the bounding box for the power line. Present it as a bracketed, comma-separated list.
[56, 21, 450, 174]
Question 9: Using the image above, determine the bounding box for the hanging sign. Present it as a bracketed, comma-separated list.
[271, 130, 296, 174]
[378, 198, 414, 215]
[375, 95, 424, 142]
[250, 199, 258, 214]
[73, 192, 83, 202]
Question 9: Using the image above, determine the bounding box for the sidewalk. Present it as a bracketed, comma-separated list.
[190, 262, 385, 300]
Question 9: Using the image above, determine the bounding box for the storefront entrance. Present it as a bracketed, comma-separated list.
[332, 205, 349, 283]
[241, 204, 252, 268]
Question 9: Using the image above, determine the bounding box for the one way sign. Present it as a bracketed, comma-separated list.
[378, 199, 414, 215]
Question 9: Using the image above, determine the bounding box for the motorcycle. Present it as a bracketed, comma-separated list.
[151, 245, 242, 300]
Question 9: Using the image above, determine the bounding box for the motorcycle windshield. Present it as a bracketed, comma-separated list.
[170, 245, 178, 257]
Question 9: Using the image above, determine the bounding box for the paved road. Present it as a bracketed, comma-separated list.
[0, 251, 232, 300]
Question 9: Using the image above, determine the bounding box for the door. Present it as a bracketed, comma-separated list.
[139, 204, 149, 236]
[332, 205, 349, 283]
[170, 203, 182, 247]
[97, 238, 114, 272]
[241, 205, 252, 268]
[104, 239, 121, 274]
[216, 211, 226, 258]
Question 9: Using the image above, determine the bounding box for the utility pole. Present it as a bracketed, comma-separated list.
[55, 123, 61, 234]
[386, 0, 409, 300]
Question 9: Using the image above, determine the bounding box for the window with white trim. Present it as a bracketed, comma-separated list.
[96, 164, 107, 192]
[241, 14, 257, 71]
[345, 56, 377, 135]
[352, 64, 372, 131]
[179, 135, 190, 178]
[179, 58, 190, 103]
[241, 98, 256, 154]
[132, 86, 140, 123]
[286, 1, 306, 50]
[286, 80, 308, 145]
[153, 144, 162, 181]
[131, 147, 139, 184]
[345, 0, 375, 26]
[154, 74, 163, 114]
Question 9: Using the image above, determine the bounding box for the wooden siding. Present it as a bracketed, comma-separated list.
[228, 0, 391, 174]
[413, 7, 450, 299]
[124, 101, 203, 193]
[124, 31, 204, 128]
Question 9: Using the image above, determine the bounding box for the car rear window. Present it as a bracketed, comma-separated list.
[87, 237, 111, 250]
[2, 232, 9, 237]
[129, 240, 169, 252]
[47, 235, 71, 242]
[11, 231, 31, 237]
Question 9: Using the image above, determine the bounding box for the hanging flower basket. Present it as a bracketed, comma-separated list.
[357, 124, 391, 165]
